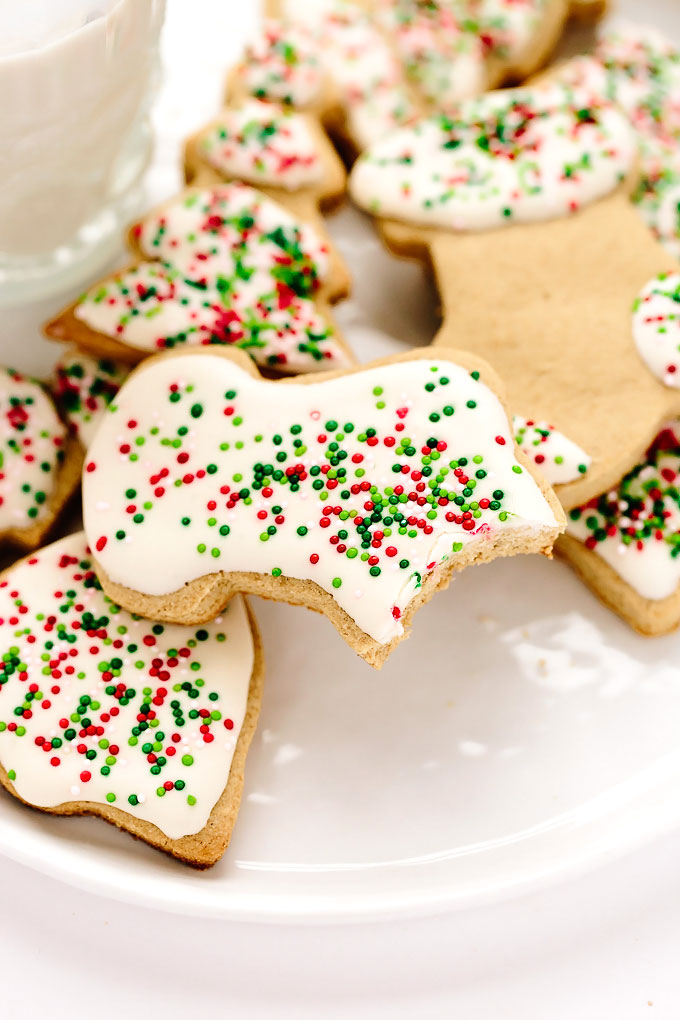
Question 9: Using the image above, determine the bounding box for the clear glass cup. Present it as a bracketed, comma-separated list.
[0, 0, 166, 306]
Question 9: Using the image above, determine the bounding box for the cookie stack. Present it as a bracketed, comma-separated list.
[2, 0, 678, 871]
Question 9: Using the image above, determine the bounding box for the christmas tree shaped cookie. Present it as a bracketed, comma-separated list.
[45, 184, 354, 375]
[82, 347, 564, 668]
[0, 532, 263, 868]
[349, 82, 680, 512]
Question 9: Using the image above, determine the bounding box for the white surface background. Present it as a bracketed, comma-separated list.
[1, 1, 680, 1016]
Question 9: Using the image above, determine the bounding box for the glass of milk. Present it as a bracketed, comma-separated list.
[0, 0, 166, 305]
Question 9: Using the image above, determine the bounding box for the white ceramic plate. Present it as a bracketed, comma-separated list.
[2, 1, 680, 924]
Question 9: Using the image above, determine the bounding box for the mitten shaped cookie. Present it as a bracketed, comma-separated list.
[45, 184, 354, 375]
[349, 82, 680, 512]
[0, 532, 263, 868]
[82, 347, 564, 668]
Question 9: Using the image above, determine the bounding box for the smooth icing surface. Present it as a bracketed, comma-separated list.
[350, 83, 636, 230]
[567, 425, 680, 600]
[632, 273, 680, 387]
[0, 533, 253, 840]
[83, 354, 560, 646]
[241, 19, 324, 108]
[513, 416, 591, 486]
[54, 352, 129, 451]
[198, 100, 324, 191]
[74, 185, 348, 373]
[0, 368, 66, 534]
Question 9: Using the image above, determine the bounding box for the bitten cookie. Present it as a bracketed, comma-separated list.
[82, 346, 564, 669]
[53, 350, 129, 453]
[560, 423, 680, 636]
[0, 367, 82, 550]
[0, 532, 263, 868]
[349, 82, 680, 511]
[44, 184, 354, 375]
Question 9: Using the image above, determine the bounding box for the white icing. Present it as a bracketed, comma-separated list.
[349, 83, 637, 230]
[198, 100, 324, 191]
[0, 368, 66, 533]
[74, 186, 347, 373]
[134, 185, 330, 286]
[0, 533, 254, 840]
[513, 416, 591, 485]
[241, 19, 325, 108]
[83, 354, 560, 645]
[632, 273, 680, 387]
[566, 432, 680, 600]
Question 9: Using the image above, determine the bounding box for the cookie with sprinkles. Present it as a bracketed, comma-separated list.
[53, 350, 130, 452]
[183, 99, 350, 299]
[349, 81, 680, 511]
[0, 367, 82, 551]
[558, 423, 680, 636]
[82, 346, 564, 669]
[535, 23, 680, 259]
[233, 3, 417, 156]
[244, 0, 594, 142]
[44, 184, 355, 375]
[0, 532, 263, 868]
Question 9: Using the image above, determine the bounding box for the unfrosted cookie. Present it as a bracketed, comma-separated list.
[53, 350, 129, 452]
[559, 423, 680, 635]
[45, 184, 354, 375]
[349, 82, 680, 512]
[0, 532, 263, 868]
[0, 367, 81, 550]
[81, 347, 564, 668]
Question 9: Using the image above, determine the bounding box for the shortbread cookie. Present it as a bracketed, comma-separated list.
[45, 184, 354, 375]
[0, 532, 263, 868]
[536, 24, 680, 258]
[559, 423, 680, 635]
[0, 367, 82, 550]
[349, 82, 680, 511]
[53, 350, 129, 452]
[82, 347, 564, 669]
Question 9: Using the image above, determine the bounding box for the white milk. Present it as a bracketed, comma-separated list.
[0, 0, 165, 302]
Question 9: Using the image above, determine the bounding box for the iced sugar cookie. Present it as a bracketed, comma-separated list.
[45, 185, 354, 375]
[82, 347, 564, 669]
[350, 83, 680, 511]
[53, 350, 130, 452]
[559, 424, 680, 635]
[0, 532, 263, 868]
[537, 24, 680, 258]
[0, 367, 81, 550]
